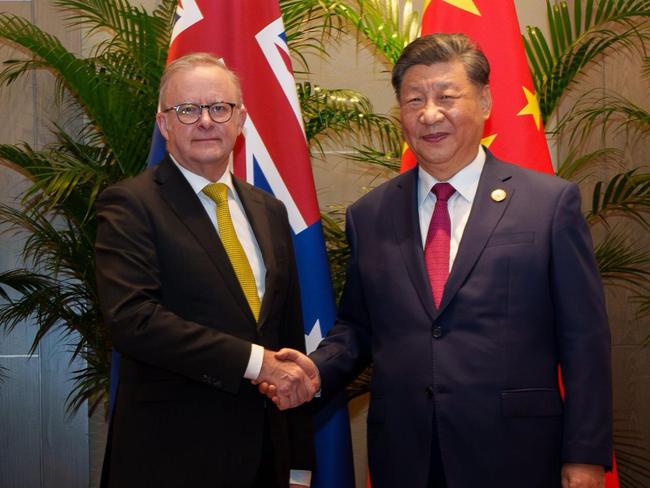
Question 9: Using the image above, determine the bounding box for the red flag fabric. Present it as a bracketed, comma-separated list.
[399, 2, 619, 487]
[401, 0, 553, 174]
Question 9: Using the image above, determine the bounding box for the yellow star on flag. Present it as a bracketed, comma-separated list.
[516, 86, 542, 130]
[443, 0, 481, 16]
[481, 133, 497, 148]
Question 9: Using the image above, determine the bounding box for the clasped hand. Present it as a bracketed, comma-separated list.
[254, 348, 319, 410]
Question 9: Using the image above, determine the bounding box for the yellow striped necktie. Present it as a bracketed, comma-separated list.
[202, 182, 260, 321]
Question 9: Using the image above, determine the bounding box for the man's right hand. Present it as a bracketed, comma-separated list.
[255, 348, 319, 410]
[255, 348, 320, 410]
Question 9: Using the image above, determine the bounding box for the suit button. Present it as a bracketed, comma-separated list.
[425, 385, 434, 399]
[432, 326, 443, 339]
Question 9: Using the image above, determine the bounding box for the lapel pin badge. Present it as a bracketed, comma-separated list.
[491, 189, 507, 202]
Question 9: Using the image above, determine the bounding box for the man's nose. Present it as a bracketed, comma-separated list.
[419, 101, 444, 124]
[197, 106, 214, 127]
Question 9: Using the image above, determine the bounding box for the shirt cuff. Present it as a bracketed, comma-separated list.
[290, 469, 312, 486]
[243, 344, 264, 380]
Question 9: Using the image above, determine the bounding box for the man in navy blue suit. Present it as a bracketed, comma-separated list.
[265, 33, 612, 488]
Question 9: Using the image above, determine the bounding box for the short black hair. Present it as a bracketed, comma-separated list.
[392, 33, 490, 99]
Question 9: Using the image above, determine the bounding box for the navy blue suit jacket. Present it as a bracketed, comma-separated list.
[311, 150, 612, 488]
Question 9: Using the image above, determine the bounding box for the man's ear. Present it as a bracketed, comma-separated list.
[480, 85, 492, 119]
[156, 111, 170, 140]
[237, 105, 248, 135]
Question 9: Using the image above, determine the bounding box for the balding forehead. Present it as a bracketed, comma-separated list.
[159, 59, 243, 108]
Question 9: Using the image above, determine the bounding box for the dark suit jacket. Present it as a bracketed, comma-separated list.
[95, 155, 314, 488]
[311, 150, 612, 488]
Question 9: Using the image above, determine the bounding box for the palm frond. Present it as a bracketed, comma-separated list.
[0, 203, 94, 284]
[630, 294, 650, 323]
[555, 147, 623, 181]
[54, 0, 172, 82]
[587, 169, 650, 228]
[298, 82, 402, 156]
[0, 14, 93, 90]
[0, 4, 169, 175]
[0, 138, 109, 222]
[337, 0, 421, 64]
[346, 144, 401, 172]
[557, 90, 650, 143]
[593, 229, 650, 288]
[0, 225, 105, 414]
[67, 351, 110, 415]
[613, 422, 650, 487]
[321, 210, 349, 300]
[643, 55, 650, 77]
[152, 0, 178, 25]
[279, 0, 348, 71]
[0, 270, 76, 346]
[523, 0, 650, 124]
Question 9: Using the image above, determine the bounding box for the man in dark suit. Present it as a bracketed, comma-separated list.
[95, 53, 317, 488]
[266, 34, 612, 488]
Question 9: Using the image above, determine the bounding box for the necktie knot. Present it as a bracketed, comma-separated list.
[432, 182, 456, 202]
[202, 182, 228, 206]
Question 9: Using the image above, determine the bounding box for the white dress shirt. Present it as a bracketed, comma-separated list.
[418, 146, 486, 270]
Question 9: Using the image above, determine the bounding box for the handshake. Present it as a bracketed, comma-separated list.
[254, 348, 320, 410]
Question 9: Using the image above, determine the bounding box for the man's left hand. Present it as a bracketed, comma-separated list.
[561, 463, 605, 488]
[256, 348, 320, 410]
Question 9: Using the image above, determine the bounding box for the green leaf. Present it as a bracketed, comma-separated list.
[593, 229, 650, 288]
[523, 0, 650, 124]
[298, 81, 402, 157]
[555, 147, 622, 181]
[556, 90, 650, 143]
[587, 169, 650, 228]
[335, 0, 422, 64]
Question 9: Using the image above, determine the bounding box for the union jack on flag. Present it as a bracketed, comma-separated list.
[147, 1, 355, 486]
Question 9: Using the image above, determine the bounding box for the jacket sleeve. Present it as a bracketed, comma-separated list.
[310, 206, 373, 398]
[550, 182, 613, 468]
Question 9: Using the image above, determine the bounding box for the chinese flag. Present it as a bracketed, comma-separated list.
[401, 0, 552, 175]
[398, 1, 619, 487]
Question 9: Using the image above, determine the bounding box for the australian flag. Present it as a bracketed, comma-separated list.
[137, 1, 355, 486]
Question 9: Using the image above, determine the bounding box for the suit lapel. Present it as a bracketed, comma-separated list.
[232, 177, 276, 328]
[155, 157, 255, 325]
[391, 168, 437, 321]
[437, 153, 515, 315]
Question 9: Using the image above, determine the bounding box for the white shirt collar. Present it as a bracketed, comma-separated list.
[169, 154, 235, 196]
[417, 145, 486, 207]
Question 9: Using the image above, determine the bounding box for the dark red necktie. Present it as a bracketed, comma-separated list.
[424, 183, 456, 308]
